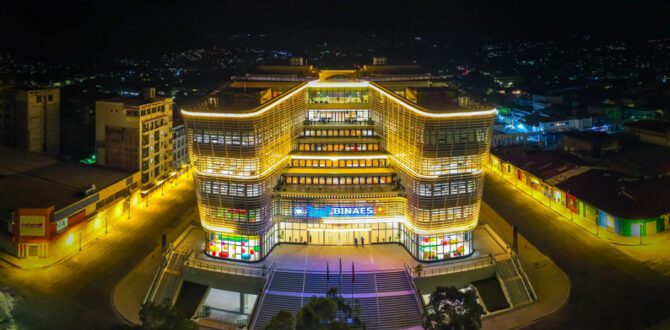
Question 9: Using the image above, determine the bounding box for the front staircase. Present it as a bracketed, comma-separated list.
[250, 269, 423, 329]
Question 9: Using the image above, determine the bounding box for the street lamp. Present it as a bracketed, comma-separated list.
[105, 215, 108, 234]
[125, 197, 131, 220]
[78, 229, 82, 252]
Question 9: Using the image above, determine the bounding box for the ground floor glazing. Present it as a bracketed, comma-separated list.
[205, 220, 473, 262]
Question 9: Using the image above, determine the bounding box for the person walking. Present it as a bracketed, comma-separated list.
[354, 237, 358, 247]
[361, 236, 365, 247]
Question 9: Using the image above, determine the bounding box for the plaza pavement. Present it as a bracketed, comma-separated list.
[114, 218, 570, 329]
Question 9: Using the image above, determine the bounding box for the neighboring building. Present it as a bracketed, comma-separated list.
[0, 147, 139, 259]
[560, 131, 621, 158]
[488, 150, 670, 238]
[172, 121, 188, 170]
[624, 120, 670, 147]
[0, 85, 60, 156]
[183, 64, 496, 262]
[96, 88, 174, 191]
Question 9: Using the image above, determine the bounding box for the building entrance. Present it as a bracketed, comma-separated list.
[279, 221, 398, 246]
[307, 228, 371, 246]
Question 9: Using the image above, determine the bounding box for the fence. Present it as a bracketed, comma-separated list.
[184, 258, 271, 278]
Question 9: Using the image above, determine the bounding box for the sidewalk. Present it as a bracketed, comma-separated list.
[112, 246, 162, 325]
[112, 226, 202, 325]
[486, 166, 670, 246]
[480, 202, 571, 330]
[0, 169, 194, 270]
[486, 167, 670, 276]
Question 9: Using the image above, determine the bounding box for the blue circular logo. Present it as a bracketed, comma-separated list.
[293, 206, 306, 217]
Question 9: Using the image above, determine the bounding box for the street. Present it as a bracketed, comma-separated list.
[482, 172, 670, 330]
[0, 176, 197, 330]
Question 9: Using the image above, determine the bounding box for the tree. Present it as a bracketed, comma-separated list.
[296, 296, 337, 330]
[137, 300, 197, 330]
[423, 286, 484, 330]
[266, 288, 363, 330]
[266, 310, 295, 330]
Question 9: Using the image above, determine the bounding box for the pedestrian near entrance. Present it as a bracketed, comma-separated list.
[354, 237, 358, 247]
[361, 236, 365, 247]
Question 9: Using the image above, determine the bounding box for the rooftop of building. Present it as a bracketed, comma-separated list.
[523, 111, 591, 126]
[254, 65, 318, 77]
[555, 169, 670, 219]
[0, 147, 132, 212]
[625, 120, 670, 134]
[399, 86, 490, 112]
[560, 131, 618, 143]
[359, 64, 424, 75]
[100, 96, 172, 107]
[492, 148, 586, 181]
[185, 62, 491, 114]
[193, 85, 301, 113]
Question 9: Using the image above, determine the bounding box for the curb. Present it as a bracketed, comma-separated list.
[0, 238, 100, 271]
[510, 258, 572, 329]
[111, 272, 142, 327]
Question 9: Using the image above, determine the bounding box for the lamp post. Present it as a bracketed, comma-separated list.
[105, 215, 108, 234]
[125, 198, 131, 220]
[78, 229, 82, 252]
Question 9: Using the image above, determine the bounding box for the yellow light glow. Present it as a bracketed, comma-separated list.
[290, 155, 387, 162]
[182, 79, 497, 119]
[182, 82, 309, 118]
[368, 82, 497, 118]
[196, 156, 288, 180]
[321, 216, 476, 235]
[307, 81, 369, 88]
[66, 232, 75, 246]
[201, 222, 235, 233]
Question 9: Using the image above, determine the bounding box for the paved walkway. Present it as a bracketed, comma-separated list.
[112, 227, 202, 325]
[487, 165, 670, 277]
[483, 171, 670, 329]
[0, 170, 194, 269]
[0, 171, 198, 330]
[479, 202, 570, 329]
[486, 166, 670, 246]
[190, 227, 507, 272]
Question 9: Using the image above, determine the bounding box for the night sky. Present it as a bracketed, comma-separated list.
[2, 0, 670, 61]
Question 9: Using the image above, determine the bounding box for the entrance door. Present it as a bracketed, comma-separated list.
[28, 244, 39, 257]
[631, 223, 641, 237]
[325, 230, 339, 245]
[308, 230, 324, 245]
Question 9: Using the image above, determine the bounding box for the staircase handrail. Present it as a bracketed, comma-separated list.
[184, 258, 268, 277]
[248, 263, 277, 330]
[417, 255, 496, 277]
[511, 256, 537, 301]
[403, 261, 426, 318]
[143, 249, 171, 304]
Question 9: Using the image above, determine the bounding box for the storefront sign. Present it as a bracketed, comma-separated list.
[294, 205, 375, 218]
[19, 215, 46, 236]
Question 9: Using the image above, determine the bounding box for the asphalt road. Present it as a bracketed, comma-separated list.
[482, 172, 670, 330]
[0, 179, 197, 330]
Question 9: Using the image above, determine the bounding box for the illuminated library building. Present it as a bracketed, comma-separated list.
[183, 59, 496, 262]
